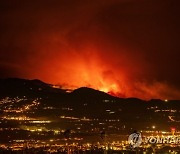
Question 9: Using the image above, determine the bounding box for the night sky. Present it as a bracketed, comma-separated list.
[0, 0, 180, 99]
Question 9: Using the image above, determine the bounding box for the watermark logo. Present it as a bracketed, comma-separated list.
[145, 136, 180, 144]
[128, 132, 180, 148]
[128, 132, 142, 148]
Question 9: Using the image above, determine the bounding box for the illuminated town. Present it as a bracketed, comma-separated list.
[0, 79, 180, 153]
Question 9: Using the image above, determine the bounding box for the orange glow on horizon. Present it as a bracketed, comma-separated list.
[1, 0, 180, 101]
[36, 46, 128, 97]
[19, 36, 180, 100]
[26, 43, 180, 100]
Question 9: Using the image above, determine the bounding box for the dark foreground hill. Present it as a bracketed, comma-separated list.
[0, 78, 180, 130]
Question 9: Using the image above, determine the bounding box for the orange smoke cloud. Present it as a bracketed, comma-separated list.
[1, 0, 180, 100]
[20, 35, 179, 100]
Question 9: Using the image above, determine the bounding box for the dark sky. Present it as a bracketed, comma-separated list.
[0, 0, 180, 99]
